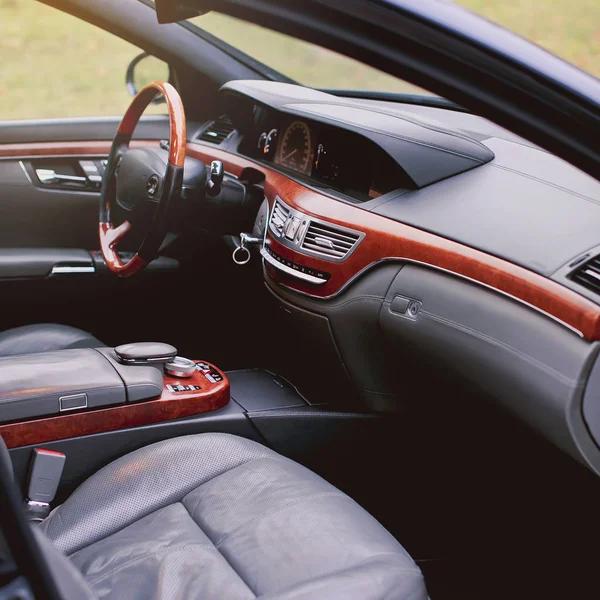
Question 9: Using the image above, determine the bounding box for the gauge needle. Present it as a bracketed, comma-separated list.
[283, 149, 297, 161]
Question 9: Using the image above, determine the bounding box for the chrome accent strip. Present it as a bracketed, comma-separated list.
[265, 257, 585, 338]
[18, 160, 33, 184]
[261, 247, 327, 285]
[51, 265, 95, 275]
[582, 269, 600, 282]
[36, 168, 87, 184]
[120, 356, 174, 364]
[59, 393, 88, 412]
[165, 356, 196, 378]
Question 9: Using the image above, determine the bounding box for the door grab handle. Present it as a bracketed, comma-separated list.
[35, 169, 87, 185]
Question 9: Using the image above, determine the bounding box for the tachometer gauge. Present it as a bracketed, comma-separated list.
[277, 121, 312, 174]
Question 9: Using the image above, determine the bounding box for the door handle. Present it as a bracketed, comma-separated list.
[36, 169, 87, 185]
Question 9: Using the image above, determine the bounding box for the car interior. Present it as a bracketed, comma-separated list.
[1, 0, 600, 599]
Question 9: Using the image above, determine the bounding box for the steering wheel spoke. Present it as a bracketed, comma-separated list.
[99, 221, 147, 277]
[98, 81, 186, 277]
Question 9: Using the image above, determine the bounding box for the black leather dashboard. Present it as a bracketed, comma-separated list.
[219, 81, 600, 280]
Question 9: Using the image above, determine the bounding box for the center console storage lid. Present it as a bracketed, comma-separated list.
[227, 369, 307, 412]
[0, 348, 164, 424]
[0, 349, 126, 423]
[96, 348, 164, 403]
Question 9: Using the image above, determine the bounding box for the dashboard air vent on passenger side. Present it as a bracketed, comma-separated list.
[269, 199, 291, 235]
[301, 221, 361, 259]
[197, 116, 235, 144]
[570, 255, 600, 295]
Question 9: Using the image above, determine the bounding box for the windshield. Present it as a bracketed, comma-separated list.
[188, 13, 434, 96]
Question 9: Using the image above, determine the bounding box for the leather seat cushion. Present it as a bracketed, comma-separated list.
[0, 323, 102, 357]
[40, 433, 427, 599]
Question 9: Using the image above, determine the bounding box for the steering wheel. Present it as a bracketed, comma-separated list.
[99, 81, 186, 277]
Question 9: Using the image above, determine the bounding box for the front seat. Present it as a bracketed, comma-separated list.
[39, 433, 428, 599]
[0, 323, 102, 357]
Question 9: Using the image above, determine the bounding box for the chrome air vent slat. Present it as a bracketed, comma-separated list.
[304, 225, 358, 244]
[570, 255, 600, 295]
[267, 196, 365, 262]
[269, 199, 291, 236]
[301, 221, 361, 260]
[197, 116, 235, 144]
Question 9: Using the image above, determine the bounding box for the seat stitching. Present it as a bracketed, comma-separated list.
[200, 537, 258, 598]
[199, 491, 347, 549]
[84, 542, 214, 587]
[83, 504, 256, 598]
[260, 552, 422, 599]
[182, 456, 295, 519]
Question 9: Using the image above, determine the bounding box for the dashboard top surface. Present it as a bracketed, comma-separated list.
[220, 81, 600, 279]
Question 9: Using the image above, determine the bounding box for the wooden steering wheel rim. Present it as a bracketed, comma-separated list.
[99, 81, 186, 277]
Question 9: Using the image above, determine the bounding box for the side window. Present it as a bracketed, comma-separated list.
[0, 1, 169, 121]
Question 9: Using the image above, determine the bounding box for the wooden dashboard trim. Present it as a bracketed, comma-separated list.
[0, 362, 229, 449]
[185, 144, 600, 341]
[0, 140, 156, 159]
[2, 140, 600, 340]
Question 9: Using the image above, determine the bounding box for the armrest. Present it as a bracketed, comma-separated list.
[0, 348, 163, 423]
[0, 248, 93, 279]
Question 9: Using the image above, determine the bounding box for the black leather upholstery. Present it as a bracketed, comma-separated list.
[40, 433, 428, 599]
[0, 324, 102, 358]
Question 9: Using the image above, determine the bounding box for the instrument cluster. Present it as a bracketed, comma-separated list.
[242, 107, 407, 202]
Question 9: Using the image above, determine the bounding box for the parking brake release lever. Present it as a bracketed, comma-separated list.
[232, 232, 262, 265]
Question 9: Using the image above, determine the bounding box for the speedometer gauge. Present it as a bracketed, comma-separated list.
[277, 121, 312, 174]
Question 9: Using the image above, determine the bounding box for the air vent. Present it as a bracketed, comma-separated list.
[269, 199, 290, 235]
[571, 255, 600, 295]
[301, 221, 361, 259]
[197, 116, 235, 144]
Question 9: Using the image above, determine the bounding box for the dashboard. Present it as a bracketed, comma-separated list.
[190, 80, 600, 479]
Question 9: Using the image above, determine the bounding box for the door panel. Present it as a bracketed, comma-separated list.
[0, 159, 98, 249]
[0, 117, 184, 344]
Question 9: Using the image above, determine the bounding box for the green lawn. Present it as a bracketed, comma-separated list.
[0, 0, 599, 121]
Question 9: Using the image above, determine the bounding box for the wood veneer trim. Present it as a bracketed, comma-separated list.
[98, 221, 148, 277]
[0, 140, 159, 159]
[0, 362, 229, 449]
[117, 81, 186, 167]
[1, 139, 598, 339]
[184, 144, 600, 341]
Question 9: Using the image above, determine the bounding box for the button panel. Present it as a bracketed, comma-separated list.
[204, 371, 223, 384]
[194, 363, 223, 384]
[264, 246, 331, 282]
[166, 384, 202, 393]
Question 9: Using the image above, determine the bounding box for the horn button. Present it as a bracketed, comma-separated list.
[116, 147, 168, 211]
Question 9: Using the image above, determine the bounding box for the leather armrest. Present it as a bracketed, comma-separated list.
[0, 248, 93, 279]
[0, 349, 125, 423]
[96, 348, 163, 402]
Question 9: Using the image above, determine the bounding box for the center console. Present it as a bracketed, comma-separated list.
[0, 342, 229, 448]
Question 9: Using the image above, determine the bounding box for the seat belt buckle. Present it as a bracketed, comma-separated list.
[25, 448, 66, 522]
